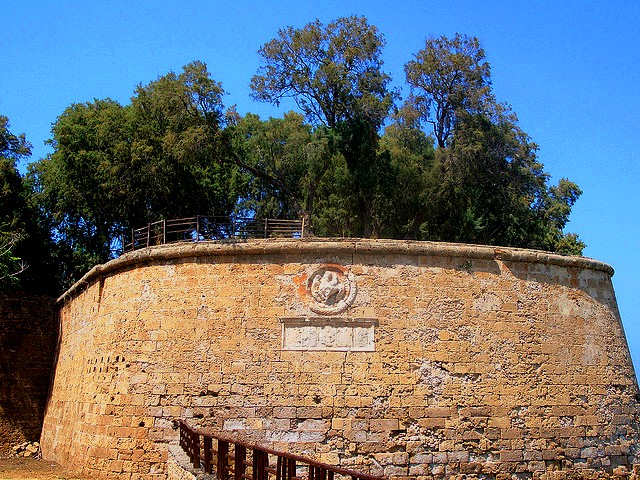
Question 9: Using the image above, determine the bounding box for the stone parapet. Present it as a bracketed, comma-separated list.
[57, 239, 614, 305]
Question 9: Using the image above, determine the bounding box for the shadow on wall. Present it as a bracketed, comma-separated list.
[0, 294, 58, 457]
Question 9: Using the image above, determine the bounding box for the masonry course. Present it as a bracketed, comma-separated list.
[40, 239, 640, 479]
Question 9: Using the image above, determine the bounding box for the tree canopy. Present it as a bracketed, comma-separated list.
[7, 19, 585, 293]
[0, 116, 56, 292]
[404, 33, 493, 148]
[250, 16, 395, 129]
[30, 62, 246, 286]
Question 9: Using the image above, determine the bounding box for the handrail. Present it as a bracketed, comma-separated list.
[178, 421, 385, 480]
[121, 216, 306, 254]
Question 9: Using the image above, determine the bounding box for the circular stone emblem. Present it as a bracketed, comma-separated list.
[307, 266, 357, 315]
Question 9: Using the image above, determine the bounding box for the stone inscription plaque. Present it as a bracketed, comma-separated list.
[281, 317, 376, 351]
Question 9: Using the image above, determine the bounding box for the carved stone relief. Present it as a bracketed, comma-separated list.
[281, 317, 376, 351]
[306, 265, 357, 315]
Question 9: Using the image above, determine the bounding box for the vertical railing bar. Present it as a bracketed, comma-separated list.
[283, 455, 288, 480]
[204, 435, 213, 474]
[260, 450, 266, 480]
[146, 223, 150, 248]
[235, 445, 246, 480]
[252, 448, 258, 480]
[192, 431, 200, 468]
[276, 456, 282, 480]
[196, 215, 200, 241]
[264, 218, 268, 238]
[218, 440, 229, 480]
[287, 459, 295, 480]
[301, 217, 305, 238]
[163, 219, 166, 245]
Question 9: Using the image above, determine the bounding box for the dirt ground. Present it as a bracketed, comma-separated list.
[0, 458, 88, 480]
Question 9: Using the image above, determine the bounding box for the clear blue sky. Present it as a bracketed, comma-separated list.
[3, 1, 639, 372]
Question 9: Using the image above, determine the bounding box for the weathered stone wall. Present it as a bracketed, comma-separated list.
[40, 239, 640, 479]
[0, 293, 57, 457]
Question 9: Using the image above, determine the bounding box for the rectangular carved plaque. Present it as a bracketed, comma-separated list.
[281, 317, 377, 351]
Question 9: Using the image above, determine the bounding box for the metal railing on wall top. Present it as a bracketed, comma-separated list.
[122, 216, 306, 253]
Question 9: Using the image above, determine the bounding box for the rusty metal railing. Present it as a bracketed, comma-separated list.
[122, 216, 306, 253]
[178, 421, 385, 480]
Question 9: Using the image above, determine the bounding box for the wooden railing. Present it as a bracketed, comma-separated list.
[178, 421, 385, 480]
[122, 216, 306, 253]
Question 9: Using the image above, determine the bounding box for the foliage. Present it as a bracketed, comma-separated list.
[31, 62, 246, 287]
[251, 16, 395, 129]
[0, 228, 26, 289]
[229, 111, 313, 218]
[0, 116, 56, 293]
[404, 33, 493, 148]
[402, 34, 584, 254]
[248, 16, 402, 237]
[418, 113, 584, 253]
[20, 22, 586, 292]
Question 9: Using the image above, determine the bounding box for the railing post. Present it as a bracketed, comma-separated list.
[196, 216, 200, 241]
[146, 223, 150, 248]
[203, 435, 213, 474]
[163, 219, 166, 245]
[301, 216, 305, 238]
[253, 449, 267, 480]
[287, 459, 296, 480]
[264, 218, 268, 238]
[234, 445, 246, 480]
[217, 440, 229, 480]
[252, 449, 258, 480]
[262, 450, 269, 480]
[192, 431, 200, 468]
[131, 228, 135, 250]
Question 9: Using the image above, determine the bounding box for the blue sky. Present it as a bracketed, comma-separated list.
[3, 1, 639, 372]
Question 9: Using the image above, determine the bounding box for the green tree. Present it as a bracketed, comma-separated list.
[251, 16, 395, 129]
[402, 34, 584, 254]
[0, 115, 56, 292]
[249, 16, 399, 236]
[404, 33, 493, 148]
[230, 112, 311, 218]
[0, 229, 26, 288]
[31, 62, 246, 287]
[378, 110, 439, 239]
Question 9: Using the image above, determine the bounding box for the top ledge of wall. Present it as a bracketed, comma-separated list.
[56, 238, 614, 305]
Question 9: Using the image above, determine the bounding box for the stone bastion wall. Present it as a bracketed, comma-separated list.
[0, 293, 57, 456]
[40, 239, 640, 479]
